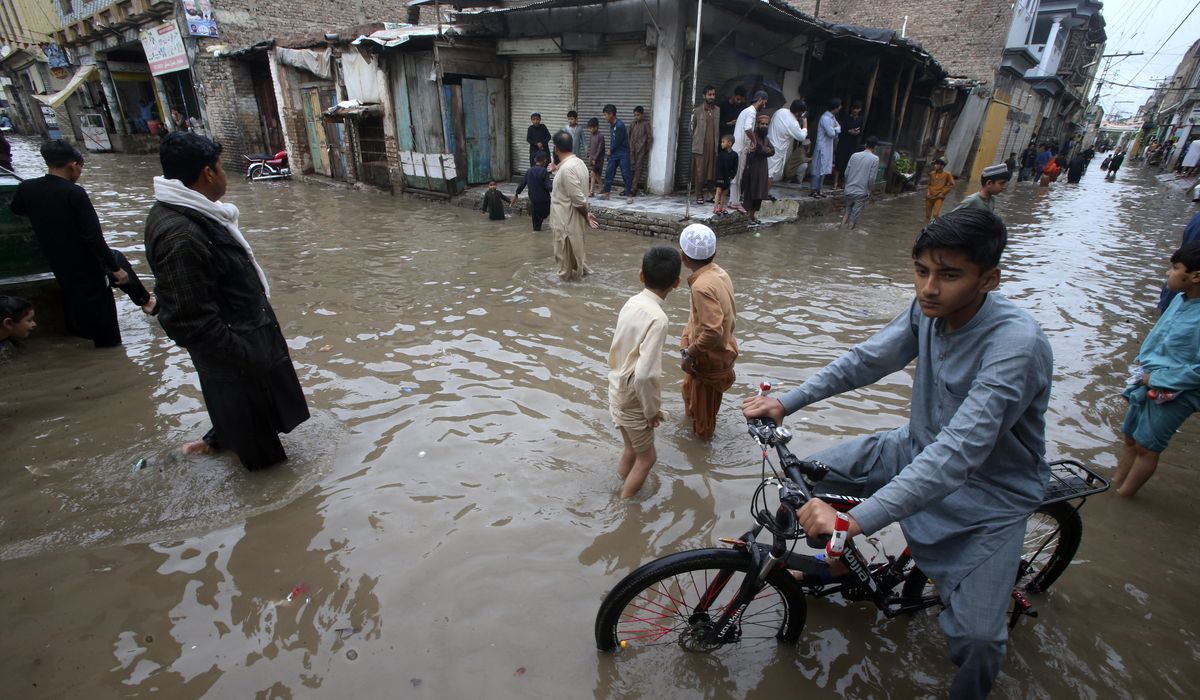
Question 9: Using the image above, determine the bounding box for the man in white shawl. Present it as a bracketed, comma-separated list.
[811, 98, 842, 197]
[144, 133, 309, 470]
[767, 99, 808, 185]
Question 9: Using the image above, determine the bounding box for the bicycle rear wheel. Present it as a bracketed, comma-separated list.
[1019, 501, 1081, 592]
[899, 502, 1084, 603]
[595, 548, 808, 653]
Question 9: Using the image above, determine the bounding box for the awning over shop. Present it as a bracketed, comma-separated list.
[277, 47, 332, 79]
[217, 39, 275, 58]
[351, 25, 446, 49]
[33, 64, 96, 109]
[323, 100, 384, 121]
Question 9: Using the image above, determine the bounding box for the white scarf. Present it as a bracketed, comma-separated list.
[153, 176, 270, 297]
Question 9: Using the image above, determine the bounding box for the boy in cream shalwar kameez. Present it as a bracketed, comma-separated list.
[608, 246, 682, 497]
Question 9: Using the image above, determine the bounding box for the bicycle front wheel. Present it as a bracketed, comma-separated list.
[595, 548, 808, 653]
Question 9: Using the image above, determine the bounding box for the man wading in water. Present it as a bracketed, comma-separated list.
[549, 129, 599, 281]
[145, 133, 309, 469]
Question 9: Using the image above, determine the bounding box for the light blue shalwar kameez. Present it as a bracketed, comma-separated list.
[810, 110, 840, 193]
[1122, 294, 1200, 451]
[779, 294, 1053, 699]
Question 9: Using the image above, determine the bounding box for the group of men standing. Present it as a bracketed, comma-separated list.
[527, 105, 654, 202]
[690, 86, 871, 205]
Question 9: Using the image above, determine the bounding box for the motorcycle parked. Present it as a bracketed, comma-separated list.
[244, 150, 291, 181]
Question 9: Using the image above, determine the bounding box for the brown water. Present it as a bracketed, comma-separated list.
[1, 137, 1197, 698]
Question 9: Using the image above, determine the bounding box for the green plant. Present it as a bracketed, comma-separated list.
[894, 156, 916, 175]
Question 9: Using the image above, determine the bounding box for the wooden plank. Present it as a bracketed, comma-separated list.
[892, 63, 917, 147]
[402, 54, 435, 189]
[462, 78, 492, 184]
[888, 64, 900, 126]
[443, 83, 469, 188]
[861, 57, 880, 128]
[406, 54, 447, 154]
[391, 55, 414, 151]
[487, 76, 508, 181]
[301, 87, 330, 176]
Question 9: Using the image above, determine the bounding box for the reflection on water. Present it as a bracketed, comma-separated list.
[0, 137, 1196, 697]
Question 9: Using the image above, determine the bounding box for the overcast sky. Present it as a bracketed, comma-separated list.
[1094, 0, 1200, 118]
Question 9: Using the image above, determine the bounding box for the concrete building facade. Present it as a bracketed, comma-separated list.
[790, 0, 1106, 181]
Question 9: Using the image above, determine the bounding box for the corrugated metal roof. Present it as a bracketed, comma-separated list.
[461, 0, 946, 79]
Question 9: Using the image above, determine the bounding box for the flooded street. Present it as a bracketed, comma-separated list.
[1, 137, 1197, 698]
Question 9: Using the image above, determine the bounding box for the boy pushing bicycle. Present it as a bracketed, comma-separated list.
[743, 209, 1053, 699]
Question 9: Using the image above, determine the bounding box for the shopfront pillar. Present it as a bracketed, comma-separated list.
[95, 60, 128, 136]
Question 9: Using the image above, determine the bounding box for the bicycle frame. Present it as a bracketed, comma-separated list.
[692, 420, 941, 647]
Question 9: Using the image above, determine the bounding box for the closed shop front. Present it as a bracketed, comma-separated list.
[509, 55, 573, 175]
[575, 37, 655, 189]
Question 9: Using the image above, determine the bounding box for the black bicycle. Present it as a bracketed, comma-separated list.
[594, 417, 1108, 653]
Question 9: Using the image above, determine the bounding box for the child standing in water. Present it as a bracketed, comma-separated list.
[514, 152, 553, 231]
[1114, 241, 1200, 497]
[480, 181, 510, 221]
[607, 246, 681, 497]
[0, 295, 36, 361]
[925, 157, 955, 220]
[713, 134, 738, 215]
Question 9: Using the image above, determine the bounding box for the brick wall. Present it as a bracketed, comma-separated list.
[190, 0, 402, 166]
[787, 0, 1013, 86]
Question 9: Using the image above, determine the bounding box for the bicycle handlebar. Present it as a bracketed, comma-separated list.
[747, 417, 836, 550]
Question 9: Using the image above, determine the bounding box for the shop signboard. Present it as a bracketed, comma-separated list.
[140, 22, 189, 76]
[182, 0, 219, 38]
[80, 113, 112, 152]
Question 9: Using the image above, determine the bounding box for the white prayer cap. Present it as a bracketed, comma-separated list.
[679, 223, 717, 260]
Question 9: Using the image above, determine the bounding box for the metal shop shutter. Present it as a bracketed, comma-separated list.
[675, 43, 731, 189]
[575, 38, 655, 189]
[509, 54, 574, 176]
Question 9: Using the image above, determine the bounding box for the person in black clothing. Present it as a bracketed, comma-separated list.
[834, 101, 864, 188]
[1082, 146, 1096, 172]
[1018, 143, 1037, 181]
[145, 133, 309, 470]
[514, 152, 553, 231]
[713, 134, 739, 214]
[1106, 151, 1126, 180]
[526, 112, 551, 167]
[481, 180, 510, 220]
[719, 86, 746, 137]
[9, 140, 155, 348]
[1067, 153, 1086, 184]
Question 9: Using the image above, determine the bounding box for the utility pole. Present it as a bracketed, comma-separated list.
[1091, 51, 1145, 106]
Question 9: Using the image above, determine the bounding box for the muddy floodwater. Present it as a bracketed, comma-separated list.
[1, 137, 1197, 699]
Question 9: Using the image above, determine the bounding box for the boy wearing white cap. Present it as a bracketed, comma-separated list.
[953, 164, 1010, 214]
[608, 246, 682, 497]
[678, 224, 738, 440]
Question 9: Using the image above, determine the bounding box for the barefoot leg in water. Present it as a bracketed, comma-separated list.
[182, 440, 212, 456]
[182, 428, 219, 456]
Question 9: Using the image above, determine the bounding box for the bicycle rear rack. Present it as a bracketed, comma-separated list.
[1042, 459, 1110, 505]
